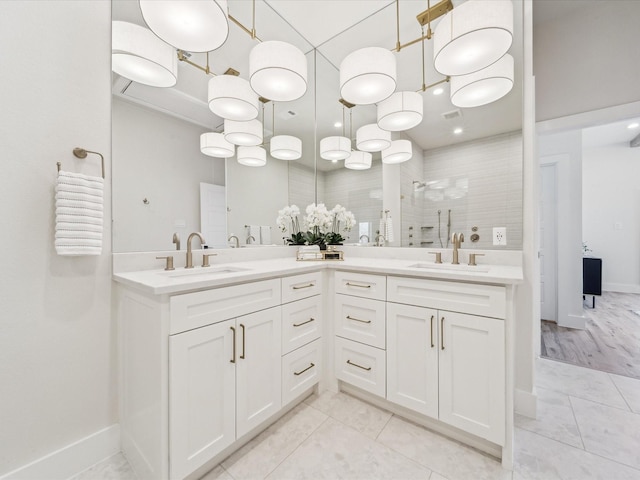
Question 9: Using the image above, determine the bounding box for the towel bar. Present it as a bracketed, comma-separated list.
[56, 147, 105, 179]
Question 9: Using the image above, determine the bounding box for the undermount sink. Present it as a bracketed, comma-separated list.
[161, 266, 251, 279]
[408, 263, 490, 273]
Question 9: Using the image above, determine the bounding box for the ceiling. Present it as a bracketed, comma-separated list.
[112, 0, 523, 172]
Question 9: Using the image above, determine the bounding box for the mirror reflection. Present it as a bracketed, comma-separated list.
[111, 0, 523, 253]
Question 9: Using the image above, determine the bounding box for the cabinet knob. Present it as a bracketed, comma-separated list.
[202, 253, 218, 267]
[156, 255, 174, 271]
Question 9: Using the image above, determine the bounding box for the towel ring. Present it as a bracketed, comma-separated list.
[56, 147, 105, 179]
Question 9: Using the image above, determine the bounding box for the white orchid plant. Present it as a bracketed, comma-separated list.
[277, 203, 356, 246]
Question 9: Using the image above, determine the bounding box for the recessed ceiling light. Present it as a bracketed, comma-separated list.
[433, 87, 444, 96]
[453, 127, 463, 135]
[627, 122, 639, 129]
[334, 122, 342, 128]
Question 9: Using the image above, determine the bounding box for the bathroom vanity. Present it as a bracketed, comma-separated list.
[114, 251, 521, 480]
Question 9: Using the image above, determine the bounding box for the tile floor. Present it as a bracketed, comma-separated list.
[73, 358, 640, 480]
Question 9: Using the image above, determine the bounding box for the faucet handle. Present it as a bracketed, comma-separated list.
[156, 255, 175, 271]
[202, 253, 218, 268]
[468, 253, 484, 266]
[428, 252, 442, 264]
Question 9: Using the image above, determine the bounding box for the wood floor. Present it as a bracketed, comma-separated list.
[541, 291, 640, 379]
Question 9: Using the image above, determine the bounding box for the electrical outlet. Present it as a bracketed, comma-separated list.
[493, 227, 507, 246]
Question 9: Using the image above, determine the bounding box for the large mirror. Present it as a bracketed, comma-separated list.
[112, 0, 523, 253]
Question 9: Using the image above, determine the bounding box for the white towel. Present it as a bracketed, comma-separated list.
[379, 218, 386, 239]
[246, 225, 260, 244]
[260, 226, 271, 245]
[385, 215, 394, 243]
[55, 170, 103, 256]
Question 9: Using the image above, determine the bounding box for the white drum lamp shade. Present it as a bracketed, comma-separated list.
[249, 41, 308, 102]
[345, 150, 372, 170]
[200, 132, 234, 158]
[139, 0, 229, 53]
[450, 54, 514, 108]
[433, 0, 513, 76]
[340, 47, 397, 105]
[208, 75, 259, 121]
[270, 135, 302, 160]
[377, 91, 423, 131]
[320, 136, 351, 161]
[237, 146, 267, 167]
[224, 119, 263, 146]
[381, 139, 412, 164]
[112, 21, 177, 88]
[356, 124, 391, 152]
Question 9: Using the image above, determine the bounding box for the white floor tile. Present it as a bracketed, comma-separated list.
[377, 416, 511, 480]
[69, 454, 137, 480]
[537, 358, 629, 410]
[200, 464, 234, 480]
[611, 373, 640, 414]
[266, 418, 432, 480]
[304, 390, 392, 438]
[515, 387, 583, 449]
[570, 396, 640, 470]
[429, 473, 450, 480]
[514, 428, 640, 480]
[220, 402, 328, 479]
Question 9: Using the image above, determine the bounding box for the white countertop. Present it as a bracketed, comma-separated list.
[113, 256, 523, 296]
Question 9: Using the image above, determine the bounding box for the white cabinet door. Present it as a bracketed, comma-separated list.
[438, 311, 505, 445]
[236, 306, 282, 438]
[386, 303, 439, 418]
[169, 319, 236, 480]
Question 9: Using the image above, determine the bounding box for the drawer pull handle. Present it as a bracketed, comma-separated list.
[430, 315, 434, 348]
[347, 359, 372, 371]
[346, 315, 371, 324]
[345, 282, 371, 289]
[441, 317, 445, 350]
[293, 317, 315, 327]
[293, 283, 315, 290]
[240, 323, 246, 359]
[294, 362, 315, 376]
[230, 326, 236, 363]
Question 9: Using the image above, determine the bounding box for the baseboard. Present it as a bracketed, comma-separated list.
[603, 283, 640, 294]
[0, 424, 120, 480]
[515, 388, 537, 418]
[557, 313, 585, 329]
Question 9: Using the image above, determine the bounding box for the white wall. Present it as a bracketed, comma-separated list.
[112, 99, 224, 252]
[583, 143, 640, 293]
[0, 1, 114, 475]
[533, 0, 640, 122]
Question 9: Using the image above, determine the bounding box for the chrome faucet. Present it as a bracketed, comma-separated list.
[172, 232, 181, 251]
[359, 234, 370, 244]
[246, 235, 256, 245]
[451, 232, 464, 265]
[374, 234, 386, 247]
[186, 232, 205, 269]
[228, 235, 239, 248]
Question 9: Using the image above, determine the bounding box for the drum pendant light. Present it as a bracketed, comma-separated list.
[139, 0, 229, 53]
[450, 54, 514, 108]
[270, 135, 302, 160]
[112, 21, 177, 88]
[224, 119, 263, 146]
[237, 146, 267, 167]
[340, 47, 396, 105]
[345, 150, 372, 170]
[356, 124, 391, 152]
[249, 41, 308, 102]
[381, 139, 412, 164]
[377, 91, 423, 132]
[208, 75, 259, 121]
[320, 136, 351, 161]
[200, 132, 234, 158]
[433, 0, 513, 76]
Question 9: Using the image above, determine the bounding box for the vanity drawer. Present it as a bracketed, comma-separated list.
[334, 294, 386, 349]
[335, 337, 385, 397]
[170, 279, 281, 334]
[334, 271, 386, 301]
[281, 296, 322, 355]
[281, 271, 322, 304]
[387, 276, 506, 319]
[282, 338, 322, 406]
